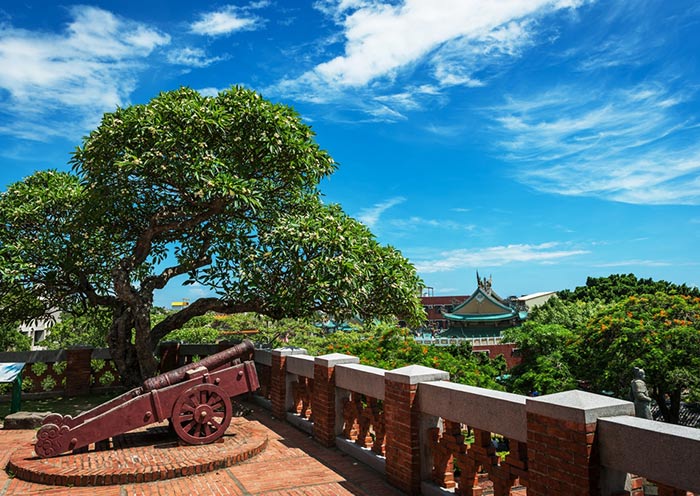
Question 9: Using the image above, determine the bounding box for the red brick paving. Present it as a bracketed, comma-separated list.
[1, 403, 405, 496]
[8, 418, 268, 487]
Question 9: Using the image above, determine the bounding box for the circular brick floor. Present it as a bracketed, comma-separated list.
[7, 416, 268, 487]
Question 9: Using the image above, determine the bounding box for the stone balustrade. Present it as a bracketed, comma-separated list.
[3, 343, 697, 495]
[598, 416, 700, 496]
[253, 347, 699, 496]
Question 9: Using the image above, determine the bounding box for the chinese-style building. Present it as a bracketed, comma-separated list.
[421, 273, 527, 338]
[419, 293, 470, 332]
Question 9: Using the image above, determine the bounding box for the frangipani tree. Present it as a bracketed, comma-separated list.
[0, 87, 424, 385]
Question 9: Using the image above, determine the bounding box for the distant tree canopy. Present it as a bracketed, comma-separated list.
[43, 306, 111, 350]
[578, 293, 700, 424]
[502, 322, 578, 395]
[527, 297, 606, 328]
[558, 273, 700, 303]
[0, 321, 31, 352]
[288, 323, 504, 390]
[505, 274, 700, 424]
[0, 87, 425, 386]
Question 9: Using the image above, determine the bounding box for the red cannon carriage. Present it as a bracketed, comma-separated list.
[35, 340, 259, 458]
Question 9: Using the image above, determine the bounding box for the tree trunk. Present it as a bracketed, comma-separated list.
[107, 309, 143, 388]
[133, 303, 158, 381]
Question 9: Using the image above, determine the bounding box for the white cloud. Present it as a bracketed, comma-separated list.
[357, 196, 405, 227]
[190, 6, 262, 36]
[0, 6, 170, 140]
[390, 216, 476, 232]
[273, 0, 589, 108]
[197, 87, 227, 97]
[492, 82, 700, 205]
[167, 47, 222, 68]
[575, 34, 660, 72]
[414, 242, 588, 273]
[592, 259, 671, 268]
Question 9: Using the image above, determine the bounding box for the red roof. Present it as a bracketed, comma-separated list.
[420, 296, 469, 306]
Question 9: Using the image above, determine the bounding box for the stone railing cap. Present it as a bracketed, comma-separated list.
[601, 415, 700, 440]
[385, 364, 449, 385]
[315, 353, 360, 367]
[526, 390, 634, 424]
[271, 347, 308, 357]
[287, 354, 315, 362]
[337, 362, 386, 375]
[598, 416, 700, 492]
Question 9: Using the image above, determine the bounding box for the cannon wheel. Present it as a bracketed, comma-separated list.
[171, 384, 232, 445]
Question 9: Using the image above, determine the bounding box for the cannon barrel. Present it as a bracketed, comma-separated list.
[142, 339, 254, 392]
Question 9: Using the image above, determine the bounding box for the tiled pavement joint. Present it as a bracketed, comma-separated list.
[224, 468, 252, 495]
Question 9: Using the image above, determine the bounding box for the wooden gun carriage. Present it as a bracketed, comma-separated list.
[35, 340, 259, 458]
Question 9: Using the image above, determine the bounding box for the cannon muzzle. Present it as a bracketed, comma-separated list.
[142, 339, 254, 392]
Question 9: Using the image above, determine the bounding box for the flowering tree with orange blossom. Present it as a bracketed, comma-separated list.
[578, 293, 700, 423]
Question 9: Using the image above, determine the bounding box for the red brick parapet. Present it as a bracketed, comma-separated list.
[269, 347, 307, 419]
[525, 390, 634, 496]
[384, 365, 449, 495]
[312, 353, 360, 447]
[246, 346, 700, 496]
[65, 347, 94, 396]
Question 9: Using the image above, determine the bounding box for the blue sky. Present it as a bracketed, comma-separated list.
[1, 0, 699, 307]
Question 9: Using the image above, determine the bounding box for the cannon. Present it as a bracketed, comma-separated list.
[35, 340, 259, 458]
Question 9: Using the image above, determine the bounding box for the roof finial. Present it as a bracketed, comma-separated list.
[476, 271, 492, 294]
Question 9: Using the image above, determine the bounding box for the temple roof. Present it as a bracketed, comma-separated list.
[441, 273, 524, 322]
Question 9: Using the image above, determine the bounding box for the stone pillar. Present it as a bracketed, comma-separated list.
[65, 347, 94, 396]
[313, 353, 360, 447]
[384, 365, 449, 495]
[270, 347, 307, 419]
[525, 390, 634, 496]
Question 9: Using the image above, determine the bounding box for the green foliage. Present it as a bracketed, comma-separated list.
[559, 273, 700, 304]
[163, 325, 221, 344]
[0, 322, 31, 351]
[527, 297, 607, 329]
[502, 322, 578, 395]
[44, 306, 111, 349]
[505, 275, 700, 415]
[0, 86, 424, 385]
[215, 313, 320, 349]
[577, 293, 700, 422]
[158, 311, 320, 346]
[41, 376, 57, 391]
[30, 362, 47, 376]
[289, 323, 503, 389]
[21, 377, 33, 392]
[229, 202, 426, 327]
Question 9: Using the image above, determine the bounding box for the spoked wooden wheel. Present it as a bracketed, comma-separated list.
[172, 384, 232, 445]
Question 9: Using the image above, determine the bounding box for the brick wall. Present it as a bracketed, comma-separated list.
[472, 343, 522, 369]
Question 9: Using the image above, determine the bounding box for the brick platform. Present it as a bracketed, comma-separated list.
[2, 402, 404, 495]
[7, 416, 268, 486]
